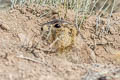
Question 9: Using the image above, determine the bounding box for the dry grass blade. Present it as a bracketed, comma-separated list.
[106, 0, 116, 32]
[17, 55, 42, 64]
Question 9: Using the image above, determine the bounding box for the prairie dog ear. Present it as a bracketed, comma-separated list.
[69, 25, 78, 36]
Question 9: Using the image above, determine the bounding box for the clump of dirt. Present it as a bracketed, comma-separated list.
[0, 4, 120, 80]
[80, 14, 120, 64]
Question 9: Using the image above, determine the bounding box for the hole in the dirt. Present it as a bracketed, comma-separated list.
[41, 27, 43, 31]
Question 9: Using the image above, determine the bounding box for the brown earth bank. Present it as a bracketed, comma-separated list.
[0, 4, 120, 80]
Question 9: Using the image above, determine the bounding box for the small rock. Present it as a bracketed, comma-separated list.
[0, 22, 9, 31]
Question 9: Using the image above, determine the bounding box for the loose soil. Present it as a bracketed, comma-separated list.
[0, 4, 120, 80]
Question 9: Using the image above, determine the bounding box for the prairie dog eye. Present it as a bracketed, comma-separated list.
[54, 24, 61, 28]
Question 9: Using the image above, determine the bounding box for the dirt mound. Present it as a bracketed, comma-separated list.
[80, 13, 120, 64]
[0, 4, 120, 80]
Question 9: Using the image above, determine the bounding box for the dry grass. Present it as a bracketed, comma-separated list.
[9, 0, 117, 34]
[0, 2, 120, 79]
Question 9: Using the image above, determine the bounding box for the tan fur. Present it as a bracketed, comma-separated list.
[41, 19, 77, 53]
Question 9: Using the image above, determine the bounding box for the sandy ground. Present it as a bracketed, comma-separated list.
[0, 4, 120, 80]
